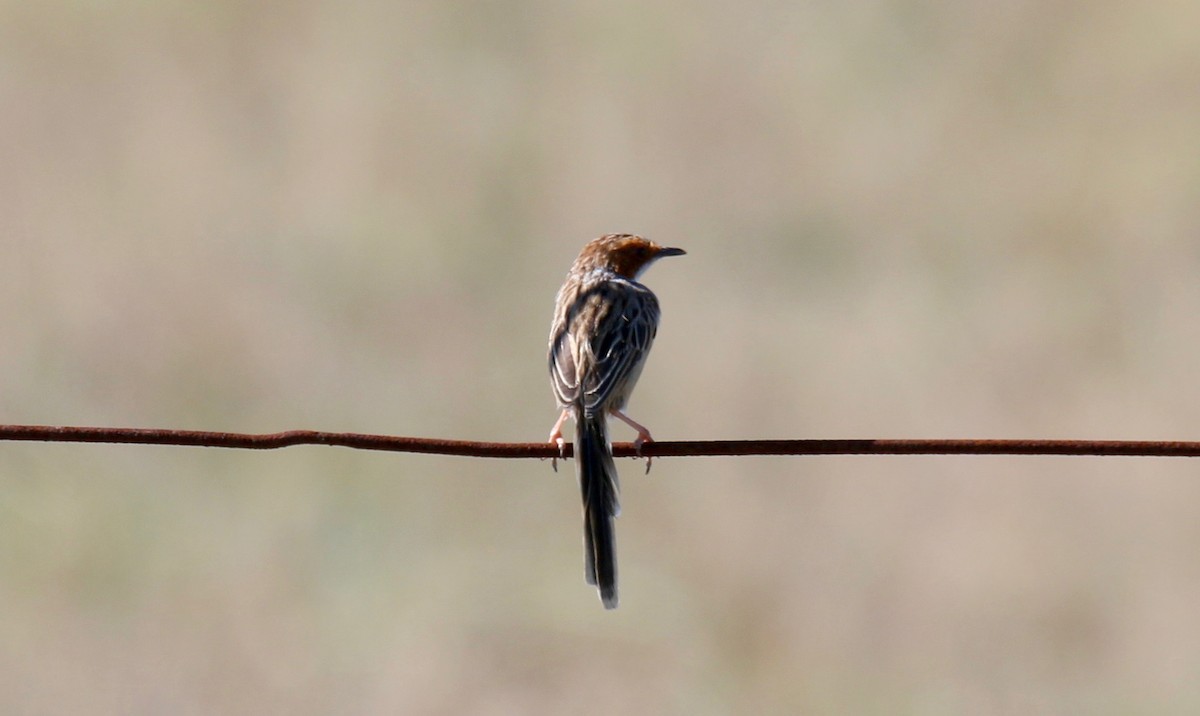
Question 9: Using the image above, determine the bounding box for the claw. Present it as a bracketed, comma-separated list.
[551, 435, 566, 472]
[610, 407, 655, 475]
[633, 432, 654, 474]
[546, 409, 571, 473]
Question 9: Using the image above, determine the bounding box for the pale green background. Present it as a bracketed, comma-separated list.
[2, 1, 1200, 713]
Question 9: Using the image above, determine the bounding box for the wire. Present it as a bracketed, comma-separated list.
[1, 424, 1199, 458]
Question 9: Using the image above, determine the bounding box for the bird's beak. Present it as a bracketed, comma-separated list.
[656, 247, 686, 258]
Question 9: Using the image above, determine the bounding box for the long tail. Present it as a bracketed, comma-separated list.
[577, 413, 620, 609]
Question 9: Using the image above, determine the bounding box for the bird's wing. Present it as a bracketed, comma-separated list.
[549, 324, 578, 407]
[550, 278, 660, 415]
[579, 282, 659, 416]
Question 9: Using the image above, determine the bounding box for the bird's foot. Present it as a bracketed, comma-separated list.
[633, 430, 655, 474]
[549, 434, 567, 472]
[611, 408, 656, 474]
[546, 410, 571, 472]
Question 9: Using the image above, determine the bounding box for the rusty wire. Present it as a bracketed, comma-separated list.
[1, 424, 1200, 459]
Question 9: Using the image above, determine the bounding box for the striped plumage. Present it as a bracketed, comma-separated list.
[547, 234, 685, 609]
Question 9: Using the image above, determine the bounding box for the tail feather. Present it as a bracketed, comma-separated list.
[577, 415, 619, 609]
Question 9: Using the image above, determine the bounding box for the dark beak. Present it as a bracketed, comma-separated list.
[657, 247, 686, 258]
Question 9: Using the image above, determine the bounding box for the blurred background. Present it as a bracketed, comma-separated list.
[1, 0, 1199, 712]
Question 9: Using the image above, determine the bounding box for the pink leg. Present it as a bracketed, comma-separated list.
[547, 409, 571, 471]
[610, 408, 655, 473]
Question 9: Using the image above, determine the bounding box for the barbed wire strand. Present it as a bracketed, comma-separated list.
[1, 424, 1200, 459]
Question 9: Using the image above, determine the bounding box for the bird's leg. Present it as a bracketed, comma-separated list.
[547, 409, 571, 472]
[610, 408, 655, 474]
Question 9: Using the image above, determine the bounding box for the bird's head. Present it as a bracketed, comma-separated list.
[577, 234, 686, 279]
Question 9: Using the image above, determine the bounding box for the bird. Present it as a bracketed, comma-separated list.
[547, 234, 685, 609]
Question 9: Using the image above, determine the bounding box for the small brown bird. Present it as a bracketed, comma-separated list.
[547, 234, 685, 609]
